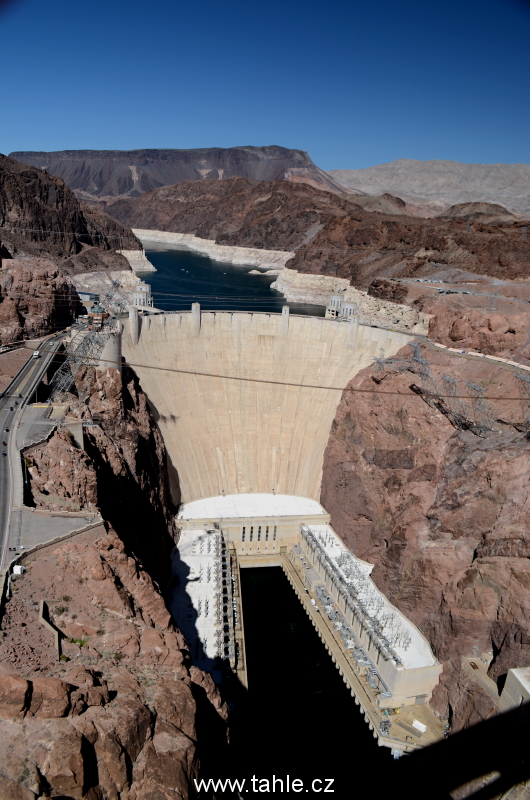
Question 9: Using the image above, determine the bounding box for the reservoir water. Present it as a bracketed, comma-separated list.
[142, 242, 325, 316]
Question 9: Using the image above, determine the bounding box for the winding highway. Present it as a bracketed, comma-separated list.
[0, 334, 66, 570]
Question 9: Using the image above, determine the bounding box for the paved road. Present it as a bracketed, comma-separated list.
[398, 278, 530, 307]
[0, 335, 65, 569]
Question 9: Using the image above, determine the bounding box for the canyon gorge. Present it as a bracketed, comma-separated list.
[104, 176, 530, 291]
[1, 151, 530, 797]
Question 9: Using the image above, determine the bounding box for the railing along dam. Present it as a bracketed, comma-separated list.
[122, 307, 413, 503]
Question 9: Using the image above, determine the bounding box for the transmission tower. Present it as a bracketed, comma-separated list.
[375, 347, 386, 373]
[487, 291, 499, 312]
[99, 279, 128, 314]
[49, 328, 111, 402]
[465, 382, 497, 432]
[374, 345, 415, 376]
[441, 374, 468, 417]
[410, 342, 439, 397]
[515, 372, 530, 429]
[48, 278, 129, 403]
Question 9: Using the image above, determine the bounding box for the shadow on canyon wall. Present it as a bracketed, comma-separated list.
[396, 702, 530, 800]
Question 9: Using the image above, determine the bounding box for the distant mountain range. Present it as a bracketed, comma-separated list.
[329, 159, 530, 217]
[9, 146, 351, 204]
[8, 149, 529, 219]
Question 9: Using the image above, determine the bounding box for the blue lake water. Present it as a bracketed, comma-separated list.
[141, 242, 325, 316]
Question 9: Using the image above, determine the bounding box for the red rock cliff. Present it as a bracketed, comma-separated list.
[0, 365, 229, 798]
[105, 177, 530, 286]
[0, 153, 141, 344]
[321, 342, 530, 731]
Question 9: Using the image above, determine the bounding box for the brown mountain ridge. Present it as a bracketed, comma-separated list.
[105, 177, 530, 287]
[0, 153, 140, 342]
[9, 146, 353, 204]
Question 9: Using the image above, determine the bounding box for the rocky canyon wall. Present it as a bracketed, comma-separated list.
[0, 258, 81, 343]
[0, 525, 229, 800]
[0, 154, 139, 262]
[25, 364, 177, 583]
[321, 339, 530, 731]
[0, 154, 140, 343]
[0, 365, 229, 799]
[105, 177, 530, 289]
[133, 228, 294, 270]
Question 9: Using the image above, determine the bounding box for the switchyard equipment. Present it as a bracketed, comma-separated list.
[297, 524, 441, 709]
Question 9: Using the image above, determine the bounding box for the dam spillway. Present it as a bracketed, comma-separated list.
[122, 307, 414, 503]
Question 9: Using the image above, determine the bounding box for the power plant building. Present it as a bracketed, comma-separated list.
[177, 492, 442, 717]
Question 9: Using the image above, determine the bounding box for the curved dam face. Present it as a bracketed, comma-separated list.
[122, 309, 413, 503]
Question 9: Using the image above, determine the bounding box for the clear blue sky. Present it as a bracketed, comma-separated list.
[2, 0, 529, 169]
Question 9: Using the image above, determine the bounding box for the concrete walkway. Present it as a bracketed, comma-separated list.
[6, 508, 100, 556]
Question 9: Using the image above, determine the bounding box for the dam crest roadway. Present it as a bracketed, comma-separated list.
[122, 304, 444, 752]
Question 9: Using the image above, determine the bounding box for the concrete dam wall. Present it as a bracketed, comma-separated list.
[122, 309, 413, 503]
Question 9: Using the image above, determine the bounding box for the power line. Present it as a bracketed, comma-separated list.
[2, 283, 528, 310]
[21, 340, 528, 403]
[0, 289, 318, 304]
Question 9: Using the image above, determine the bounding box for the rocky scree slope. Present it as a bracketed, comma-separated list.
[0, 529, 228, 800]
[0, 258, 80, 343]
[0, 154, 140, 343]
[321, 337, 530, 732]
[369, 275, 530, 366]
[106, 177, 530, 289]
[421, 296, 530, 365]
[0, 364, 228, 799]
[0, 154, 140, 264]
[10, 146, 350, 204]
[328, 159, 530, 218]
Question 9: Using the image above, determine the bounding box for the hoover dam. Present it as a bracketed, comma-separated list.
[122, 304, 445, 753]
[123, 305, 413, 502]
